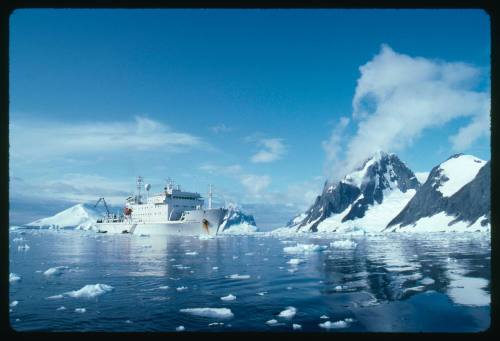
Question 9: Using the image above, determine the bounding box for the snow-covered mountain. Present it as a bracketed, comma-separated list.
[385, 154, 490, 232]
[218, 207, 258, 234]
[25, 203, 103, 230]
[289, 151, 421, 233]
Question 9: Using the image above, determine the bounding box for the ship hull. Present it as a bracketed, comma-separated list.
[95, 208, 226, 236]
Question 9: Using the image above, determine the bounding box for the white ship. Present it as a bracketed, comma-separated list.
[95, 176, 227, 236]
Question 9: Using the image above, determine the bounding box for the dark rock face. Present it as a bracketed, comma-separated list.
[386, 159, 490, 230]
[290, 152, 420, 232]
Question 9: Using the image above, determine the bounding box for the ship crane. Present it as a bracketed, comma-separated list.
[94, 197, 111, 217]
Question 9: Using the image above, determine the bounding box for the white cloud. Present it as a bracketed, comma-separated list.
[10, 115, 207, 160]
[250, 138, 286, 163]
[240, 174, 271, 197]
[325, 44, 490, 181]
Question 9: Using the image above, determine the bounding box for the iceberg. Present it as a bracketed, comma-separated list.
[9, 273, 21, 283]
[278, 306, 297, 319]
[220, 294, 236, 301]
[43, 266, 69, 276]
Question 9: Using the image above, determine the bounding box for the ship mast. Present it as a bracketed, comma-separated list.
[208, 184, 213, 209]
[136, 176, 144, 204]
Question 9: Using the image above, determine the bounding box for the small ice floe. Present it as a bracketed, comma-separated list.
[10, 301, 18, 308]
[334, 285, 343, 291]
[125, 320, 132, 324]
[287, 258, 304, 265]
[199, 234, 215, 240]
[257, 292, 267, 296]
[263, 258, 269, 261]
[245, 252, 254, 256]
[56, 306, 66, 311]
[9, 273, 21, 283]
[170, 258, 176, 262]
[185, 251, 198, 256]
[180, 308, 234, 319]
[47, 294, 64, 300]
[293, 324, 302, 330]
[288, 268, 298, 273]
[212, 267, 219, 270]
[226, 274, 250, 280]
[159, 286, 169, 290]
[266, 319, 279, 326]
[174, 265, 191, 270]
[175, 326, 185, 332]
[330, 240, 357, 249]
[320, 315, 329, 319]
[232, 256, 239, 260]
[18, 244, 30, 251]
[66, 284, 114, 298]
[43, 266, 69, 277]
[283, 243, 325, 254]
[281, 240, 295, 245]
[278, 306, 297, 319]
[12, 237, 25, 242]
[286, 286, 293, 290]
[220, 294, 236, 301]
[209, 322, 224, 327]
[176, 286, 188, 292]
[319, 320, 348, 329]
[420, 277, 435, 285]
[74, 308, 86, 313]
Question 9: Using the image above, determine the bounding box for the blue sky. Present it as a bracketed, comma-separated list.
[9, 9, 491, 228]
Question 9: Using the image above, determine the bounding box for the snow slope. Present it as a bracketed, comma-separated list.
[433, 154, 486, 197]
[25, 203, 102, 230]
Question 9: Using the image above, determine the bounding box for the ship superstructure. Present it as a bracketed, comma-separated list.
[95, 177, 226, 236]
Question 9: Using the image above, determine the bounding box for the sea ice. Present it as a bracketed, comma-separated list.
[208, 322, 224, 326]
[185, 251, 198, 256]
[44, 266, 69, 276]
[176, 326, 185, 331]
[180, 308, 234, 319]
[47, 294, 64, 300]
[75, 308, 86, 313]
[319, 320, 348, 329]
[9, 273, 21, 283]
[226, 274, 250, 279]
[287, 258, 304, 265]
[212, 267, 219, 270]
[159, 286, 169, 290]
[220, 294, 236, 301]
[18, 244, 30, 251]
[66, 284, 114, 298]
[10, 301, 18, 308]
[420, 277, 435, 285]
[266, 319, 279, 325]
[293, 324, 302, 330]
[257, 292, 267, 296]
[56, 306, 66, 311]
[176, 286, 188, 291]
[335, 285, 343, 291]
[283, 243, 324, 254]
[12, 237, 25, 242]
[278, 306, 297, 319]
[320, 315, 329, 319]
[330, 240, 357, 249]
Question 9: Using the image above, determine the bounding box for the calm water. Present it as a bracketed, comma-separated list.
[9, 229, 491, 332]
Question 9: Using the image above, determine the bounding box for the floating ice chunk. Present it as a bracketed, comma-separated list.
[176, 286, 188, 292]
[335, 285, 343, 291]
[266, 319, 279, 325]
[257, 292, 267, 296]
[159, 286, 169, 290]
[320, 315, 329, 319]
[44, 266, 69, 276]
[344, 318, 354, 323]
[125, 320, 132, 324]
[330, 240, 357, 249]
[18, 244, 30, 251]
[185, 251, 198, 256]
[10, 301, 18, 308]
[283, 243, 325, 254]
[286, 286, 293, 290]
[9, 273, 21, 283]
[232, 256, 239, 260]
[180, 308, 234, 319]
[420, 277, 435, 285]
[293, 323, 302, 330]
[209, 322, 224, 326]
[199, 234, 215, 240]
[220, 294, 236, 301]
[56, 306, 66, 311]
[319, 320, 348, 329]
[175, 326, 185, 331]
[288, 268, 298, 273]
[226, 274, 250, 279]
[47, 294, 64, 300]
[75, 308, 86, 313]
[245, 252, 254, 256]
[287, 258, 304, 265]
[212, 267, 219, 270]
[12, 237, 25, 242]
[278, 306, 297, 319]
[66, 284, 114, 298]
